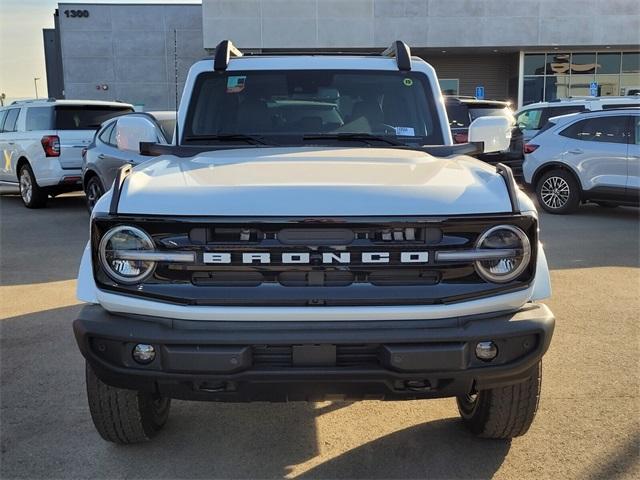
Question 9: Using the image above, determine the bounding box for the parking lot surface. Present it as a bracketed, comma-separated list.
[1, 190, 638, 479]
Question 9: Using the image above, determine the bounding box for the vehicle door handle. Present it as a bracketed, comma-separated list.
[97, 154, 105, 159]
[7, 142, 15, 145]
[568, 148, 583, 154]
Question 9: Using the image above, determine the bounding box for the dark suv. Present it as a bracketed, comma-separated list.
[445, 97, 524, 179]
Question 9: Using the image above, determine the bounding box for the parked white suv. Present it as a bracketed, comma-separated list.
[516, 96, 640, 141]
[0, 99, 133, 208]
[523, 108, 640, 213]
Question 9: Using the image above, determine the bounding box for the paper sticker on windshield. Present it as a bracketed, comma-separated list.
[403, 78, 413, 87]
[227, 76, 246, 93]
[395, 126, 415, 136]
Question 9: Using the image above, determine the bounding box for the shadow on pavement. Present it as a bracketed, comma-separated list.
[583, 430, 640, 480]
[537, 205, 639, 270]
[300, 419, 510, 479]
[0, 193, 88, 286]
[0, 304, 511, 479]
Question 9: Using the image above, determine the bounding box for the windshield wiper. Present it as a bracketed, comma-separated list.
[183, 133, 268, 145]
[302, 133, 406, 146]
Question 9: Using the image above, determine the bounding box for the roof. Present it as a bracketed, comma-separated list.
[549, 106, 640, 124]
[191, 54, 430, 73]
[445, 97, 510, 108]
[518, 96, 640, 111]
[6, 99, 133, 108]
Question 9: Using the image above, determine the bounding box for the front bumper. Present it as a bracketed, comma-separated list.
[73, 303, 554, 402]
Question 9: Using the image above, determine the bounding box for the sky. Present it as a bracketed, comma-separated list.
[0, 0, 199, 104]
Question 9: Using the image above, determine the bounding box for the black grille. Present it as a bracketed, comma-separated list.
[92, 214, 537, 306]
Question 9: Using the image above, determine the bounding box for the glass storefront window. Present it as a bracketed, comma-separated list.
[545, 76, 569, 101]
[595, 74, 620, 96]
[597, 53, 621, 74]
[523, 51, 639, 105]
[523, 76, 544, 104]
[622, 52, 640, 73]
[620, 74, 640, 96]
[524, 54, 546, 75]
[439, 79, 459, 96]
[571, 53, 597, 74]
[570, 74, 596, 96]
[546, 53, 570, 75]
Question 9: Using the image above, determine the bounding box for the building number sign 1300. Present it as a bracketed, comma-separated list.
[64, 10, 90, 18]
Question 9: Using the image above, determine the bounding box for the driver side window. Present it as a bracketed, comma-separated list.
[98, 123, 116, 146]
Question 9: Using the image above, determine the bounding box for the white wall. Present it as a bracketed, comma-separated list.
[202, 0, 640, 50]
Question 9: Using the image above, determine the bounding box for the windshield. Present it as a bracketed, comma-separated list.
[183, 70, 444, 146]
[446, 104, 470, 128]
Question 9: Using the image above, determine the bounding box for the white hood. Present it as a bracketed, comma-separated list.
[117, 147, 513, 216]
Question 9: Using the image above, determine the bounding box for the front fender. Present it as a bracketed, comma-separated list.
[531, 242, 552, 301]
[76, 242, 98, 304]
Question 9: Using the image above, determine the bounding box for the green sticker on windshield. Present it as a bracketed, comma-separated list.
[403, 78, 413, 87]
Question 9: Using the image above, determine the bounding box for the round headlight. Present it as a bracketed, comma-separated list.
[99, 225, 155, 284]
[474, 225, 531, 283]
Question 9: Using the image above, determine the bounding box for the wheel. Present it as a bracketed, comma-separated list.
[536, 169, 580, 214]
[85, 363, 171, 444]
[456, 361, 542, 439]
[595, 201, 618, 208]
[18, 164, 48, 208]
[85, 176, 104, 212]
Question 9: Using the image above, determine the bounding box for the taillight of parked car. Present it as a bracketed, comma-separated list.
[41, 135, 60, 157]
[453, 132, 469, 144]
[523, 143, 539, 154]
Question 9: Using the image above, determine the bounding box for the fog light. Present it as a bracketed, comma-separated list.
[132, 344, 155, 364]
[475, 341, 498, 361]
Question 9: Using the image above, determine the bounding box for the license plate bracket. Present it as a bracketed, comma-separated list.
[292, 344, 336, 366]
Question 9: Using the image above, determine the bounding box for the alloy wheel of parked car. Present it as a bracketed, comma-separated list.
[19, 169, 32, 204]
[536, 169, 580, 214]
[19, 164, 48, 209]
[85, 176, 104, 212]
[540, 176, 570, 209]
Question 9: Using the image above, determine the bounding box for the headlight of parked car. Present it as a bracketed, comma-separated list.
[98, 225, 156, 284]
[474, 225, 531, 283]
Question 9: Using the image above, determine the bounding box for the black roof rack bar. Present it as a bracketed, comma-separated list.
[214, 40, 243, 71]
[381, 41, 411, 71]
[496, 163, 520, 214]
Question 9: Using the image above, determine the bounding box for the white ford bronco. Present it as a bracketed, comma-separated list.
[74, 41, 554, 444]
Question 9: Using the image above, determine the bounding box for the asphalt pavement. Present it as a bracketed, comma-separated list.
[1, 190, 638, 479]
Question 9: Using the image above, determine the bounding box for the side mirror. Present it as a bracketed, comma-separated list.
[115, 116, 161, 154]
[468, 116, 512, 153]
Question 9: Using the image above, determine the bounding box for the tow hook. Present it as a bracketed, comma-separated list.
[197, 382, 227, 393]
[405, 380, 432, 392]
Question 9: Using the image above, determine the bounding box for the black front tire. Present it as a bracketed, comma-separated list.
[457, 361, 542, 439]
[536, 169, 580, 214]
[85, 176, 104, 212]
[18, 164, 48, 208]
[86, 363, 171, 444]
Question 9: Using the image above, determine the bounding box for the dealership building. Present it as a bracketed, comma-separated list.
[44, 0, 640, 110]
